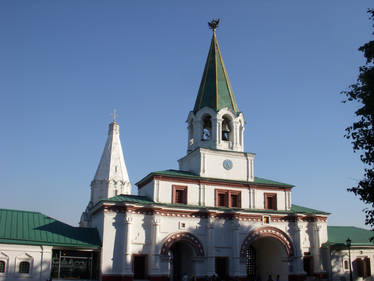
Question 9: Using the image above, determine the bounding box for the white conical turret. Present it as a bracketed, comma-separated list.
[90, 119, 131, 205]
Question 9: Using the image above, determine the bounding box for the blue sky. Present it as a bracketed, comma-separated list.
[0, 1, 372, 227]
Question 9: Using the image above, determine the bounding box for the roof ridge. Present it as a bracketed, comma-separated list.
[0, 208, 42, 215]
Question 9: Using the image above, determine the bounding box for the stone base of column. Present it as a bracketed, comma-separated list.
[102, 274, 133, 281]
[313, 272, 328, 279]
[149, 275, 169, 281]
[288, 274, 307, 281]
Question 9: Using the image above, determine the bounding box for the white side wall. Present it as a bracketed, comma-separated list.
[139, 178, 291, 211]
[0, 244, 52, 281]
[329, 248, 374, 281]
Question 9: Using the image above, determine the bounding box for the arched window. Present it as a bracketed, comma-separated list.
[222, 116, 232, 141]
[19, 261, 30, 274]
[188, 121, 194, 145]
[202, 115, 212, 141]
[0, 261, 5, 273]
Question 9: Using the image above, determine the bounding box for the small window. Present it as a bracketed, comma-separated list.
[231, 194, 239, 208]
[263, 216, 270, 224]
[172, 186, 187, 204]
[215, 189, 241, 208]
[218, 193, 227, 207]
[265, 193, 277, 210]
[0, 261, 5, 273]
[344, 260, 349, 271]
[19, 261, 30, 274]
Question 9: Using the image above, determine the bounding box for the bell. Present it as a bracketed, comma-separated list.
[222, 122, 231, 132]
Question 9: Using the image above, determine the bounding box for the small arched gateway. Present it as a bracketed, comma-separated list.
[240, 227, 294, 281]
[161, 232, 205, 281]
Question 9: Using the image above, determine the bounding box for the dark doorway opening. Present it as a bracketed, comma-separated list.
[133, 255, 147, 279]
[170, 241, 194, 281]
[303, 256, 314, 276]
[215, 257, 229, 280]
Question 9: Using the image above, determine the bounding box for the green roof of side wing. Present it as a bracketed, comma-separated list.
[0, 208, 101, 248]
[324, 226, 374, 247]
[193, 31, 239, 114]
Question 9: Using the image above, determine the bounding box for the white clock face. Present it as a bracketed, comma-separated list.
[223, 159, 233, 170]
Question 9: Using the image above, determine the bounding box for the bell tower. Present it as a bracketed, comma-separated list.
[186, 19, 245, 154]
[179, 19, 254, 182]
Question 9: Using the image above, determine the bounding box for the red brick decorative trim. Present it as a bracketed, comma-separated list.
[95, 204, 327, 223]
[240, 226, 294, 257]
[102, 275, 133, 281]
[160, 232, 205, 256]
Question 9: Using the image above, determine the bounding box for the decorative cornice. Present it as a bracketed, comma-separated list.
[95, 203, 327, 222]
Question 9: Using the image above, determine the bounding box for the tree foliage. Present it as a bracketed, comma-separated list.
[343, 9, 374, 227]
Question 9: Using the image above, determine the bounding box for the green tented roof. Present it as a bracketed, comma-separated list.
[324, 226, 374, 247]
[0, 208, 101, 248]
[98, 194, 328, 216]
[136, 169, 294, 188]
[193, 32, 239, 113]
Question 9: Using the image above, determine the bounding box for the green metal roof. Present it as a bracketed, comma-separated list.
[98, 194, 328, 216]
[324, 226, 374, 247]
[136, 169, 294, 188]
[193, 31, 239, 114]
[0, 208, 101, 249]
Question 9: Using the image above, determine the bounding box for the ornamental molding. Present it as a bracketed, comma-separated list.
[96, 204, 327, 223]
[240, 226, 294, 258]
[160, 232, 205, 257]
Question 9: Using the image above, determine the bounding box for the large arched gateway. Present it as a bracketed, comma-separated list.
[160, 232, 205, 281]
[241, 227, 294, 281]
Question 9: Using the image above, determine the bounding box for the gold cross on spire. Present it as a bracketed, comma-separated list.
[208, 18, 220, 32]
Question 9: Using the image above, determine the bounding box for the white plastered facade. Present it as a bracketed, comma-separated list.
[0, 244, 52, 281]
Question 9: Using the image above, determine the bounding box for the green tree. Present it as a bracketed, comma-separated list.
[343, 9, 374, 227]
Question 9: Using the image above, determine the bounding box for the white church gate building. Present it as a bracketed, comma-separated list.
[80, 22, 330, 281]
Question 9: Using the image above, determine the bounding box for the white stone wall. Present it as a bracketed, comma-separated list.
[329, 248, 374, 281]
[139, 178, 292, 211]
[0, 244, 52, 281]
[98, 205, 328, 278]
[178, 148, 254, 182]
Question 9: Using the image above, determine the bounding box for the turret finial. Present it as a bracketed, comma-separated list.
[112, 108, 118, 123]
[208, 18, 220, 32]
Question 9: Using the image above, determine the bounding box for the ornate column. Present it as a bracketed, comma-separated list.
[207, 217, 216, 275]
[216, 117, 223, 146]
[231, 218, 241, 276]
[313, 224, 323, 273]
[293, 224, 306, 275]
[150, 217, 161, 272]
[124, 214, 133, 274]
